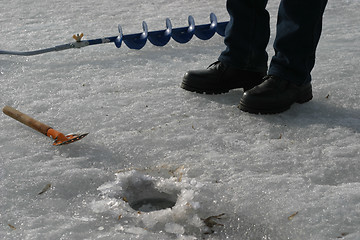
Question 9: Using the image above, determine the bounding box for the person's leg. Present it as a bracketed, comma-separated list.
[181, 0, 269, 94]
[239, 0, 328, 114]
[219, 0, 270, 73]
[268, 0, 328, 85]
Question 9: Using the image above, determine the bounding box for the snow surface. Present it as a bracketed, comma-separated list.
[1, 0, 360, 239]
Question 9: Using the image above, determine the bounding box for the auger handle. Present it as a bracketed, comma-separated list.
[2, 106, 51, 135]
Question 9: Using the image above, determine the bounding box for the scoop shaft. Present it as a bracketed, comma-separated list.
[2, 106, 51, 135]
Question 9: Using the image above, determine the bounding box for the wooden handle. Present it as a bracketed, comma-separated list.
[3, 106, 51, 135]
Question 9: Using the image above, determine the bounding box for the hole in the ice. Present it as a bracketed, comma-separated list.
[121, 174, 179, 212]
[130, 197, 177, 212]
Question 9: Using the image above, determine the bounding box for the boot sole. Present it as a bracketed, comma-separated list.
[239, 88, 313, 114]
[181, 82, 231, 94]
[181, 81, 263, 95]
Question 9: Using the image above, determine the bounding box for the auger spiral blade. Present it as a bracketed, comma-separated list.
[147, 18, 172, 46]
[194, 12, 218, 40]
[171, 15, 196, 44]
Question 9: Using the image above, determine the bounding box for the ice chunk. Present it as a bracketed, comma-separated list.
[125, 227, 148, 235]
[165, 222, 185, 235]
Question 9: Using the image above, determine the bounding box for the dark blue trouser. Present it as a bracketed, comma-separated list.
[218, 0, 328, 86]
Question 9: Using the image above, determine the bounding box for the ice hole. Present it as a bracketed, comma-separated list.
[122, 174, 179, 212]
[130, 197, 176, 212]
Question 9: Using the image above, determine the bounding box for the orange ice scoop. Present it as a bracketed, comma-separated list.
[3, 106, 88, 146]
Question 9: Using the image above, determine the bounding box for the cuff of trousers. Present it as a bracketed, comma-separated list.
[268, 64, 312, 87]
[218, 56, 268, 74]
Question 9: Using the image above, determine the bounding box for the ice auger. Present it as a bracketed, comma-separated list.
[0, 13, 228, 56]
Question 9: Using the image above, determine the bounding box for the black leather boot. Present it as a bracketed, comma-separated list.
[239, 76, 313, 114]
[181, 61, 266, 94]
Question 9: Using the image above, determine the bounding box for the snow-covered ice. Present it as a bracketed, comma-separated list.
[1, 0, 359, 239]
